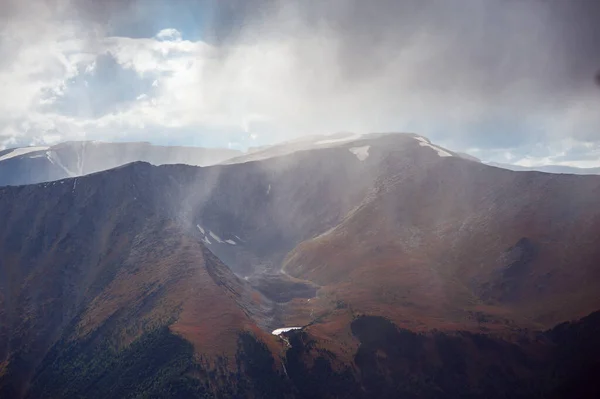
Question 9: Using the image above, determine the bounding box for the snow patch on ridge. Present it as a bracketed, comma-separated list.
[413, 136, 452, 157]
[0, 146, 49, 162]
[349, 145, 370, 161]
[209, 231, 224, 243]
[315, 133, 362, 145]
[47, 151, 77, 176]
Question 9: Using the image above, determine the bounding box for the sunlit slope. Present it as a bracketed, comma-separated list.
[283, 150, 600, 331]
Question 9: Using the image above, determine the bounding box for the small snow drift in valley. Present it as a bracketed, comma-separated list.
[209, 231, 224, 243]
[196, 225, 205, 234]
[272, 327, 303, 335]
[0, 147, 49, 162]
[349, 145, 370, 161]
[225, 239, 237, 245]
[412, 136, 452, 157]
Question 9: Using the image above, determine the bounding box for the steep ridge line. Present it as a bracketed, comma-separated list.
[1, 133, 600, 397]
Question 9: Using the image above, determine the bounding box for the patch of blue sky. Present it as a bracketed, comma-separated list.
[106, 0, 211, 42]
[43, 53, 157, 119]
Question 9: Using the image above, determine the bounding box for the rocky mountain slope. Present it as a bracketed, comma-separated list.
[0, 163, 277, 397]
[282, 140, 600, 334]
[1, 133, 599, 397]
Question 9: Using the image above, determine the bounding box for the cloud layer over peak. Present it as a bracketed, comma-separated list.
[0, 0, 599, 166]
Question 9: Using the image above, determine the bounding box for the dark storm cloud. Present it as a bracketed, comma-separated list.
[550, 0, 600, 83]
[10, 0, 600, 89]
[159, 0, 600, 152]
[61, 0, 600, 99]
[320, 0, 598, 97]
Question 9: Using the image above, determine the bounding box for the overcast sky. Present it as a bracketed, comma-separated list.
[0, 0, 599, 166]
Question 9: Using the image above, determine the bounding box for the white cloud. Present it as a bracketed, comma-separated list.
[0, 0, 598, 168]
[155, 28, 182, 42]
[0, 14, 95, 147]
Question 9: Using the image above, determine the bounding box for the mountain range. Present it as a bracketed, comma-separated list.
[0, 141, 240, 187]
[1, 132, 599, 398]
[487, 162, 600, 175]
[3, 135, 600, 189]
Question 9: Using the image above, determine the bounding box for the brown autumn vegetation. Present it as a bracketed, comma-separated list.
[2, 133, 600, 397]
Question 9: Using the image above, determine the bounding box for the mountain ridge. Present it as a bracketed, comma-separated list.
[0, 141, 241, 187]
[1, 133, 600, 397]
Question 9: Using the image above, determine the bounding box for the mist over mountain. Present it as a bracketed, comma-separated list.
[1, 133, 600, 398]
[1, 0, 599, 166]
[1, 0, 600, 397]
